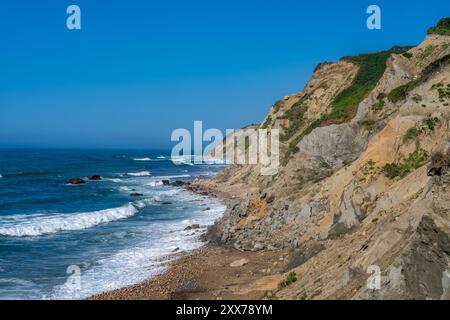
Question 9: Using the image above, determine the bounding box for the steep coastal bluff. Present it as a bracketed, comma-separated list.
[200, 18, 450, 299]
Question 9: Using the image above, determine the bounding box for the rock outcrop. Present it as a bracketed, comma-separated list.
[67, 178, 85, 185]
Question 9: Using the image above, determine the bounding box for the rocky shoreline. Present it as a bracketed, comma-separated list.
[89, 178, 294, 300]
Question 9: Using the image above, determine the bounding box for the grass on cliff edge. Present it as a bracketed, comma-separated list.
[282, 47, 410, 164]
[428, 17, 450, 35]
[327, 46, 411, 123]
[387, 54, 450, 103]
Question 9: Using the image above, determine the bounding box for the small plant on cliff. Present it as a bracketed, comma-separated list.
[285, 271, 297, 286]
[387, 80, 419, 103]
[402, 52, 413, 59]
[383, 163, 402, 179]
[432, 82, 450, 101]
[383, 143, 428, 179]
[372, 92, 386, 112]
[403, 125, 421, 142]
[425, 117, 440, 131]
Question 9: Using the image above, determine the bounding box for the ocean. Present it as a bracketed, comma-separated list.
[0, 149, 226, 299]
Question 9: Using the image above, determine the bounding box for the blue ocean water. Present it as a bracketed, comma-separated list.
[0, 149, 225, 299]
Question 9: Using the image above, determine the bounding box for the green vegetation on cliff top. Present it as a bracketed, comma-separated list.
[328, 46, 411, 123]
[283, 47, 410, 163]
[428, 17, 450, 35]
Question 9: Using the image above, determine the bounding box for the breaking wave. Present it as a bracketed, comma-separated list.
[126, 171, 151, 177]
[0, 203, 142, 237]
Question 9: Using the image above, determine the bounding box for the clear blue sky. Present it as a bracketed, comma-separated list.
[0, 0, 448, 148]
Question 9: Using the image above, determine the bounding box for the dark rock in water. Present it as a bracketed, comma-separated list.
[67, 178, 85, 185]
[184, 224, 201, 230]
[130, 193, 144, 197]
[161, 201, 172, 205]
[171, 180, 186, 187]
[162, 179, 170, 186]
[87, 175, 102, 180]
[202, 207, 211, 211]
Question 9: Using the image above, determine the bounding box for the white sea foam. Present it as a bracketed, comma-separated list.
[0, 203, 142, 237]
[146, 180, 163, 187]
[172, 158, 194, 166]
[50, 196, 226, 299]
[127, 171, 151, 177]
[133, 157, 151, 161]
[157, 156, 166, 159]
[155, 174, 191, 179]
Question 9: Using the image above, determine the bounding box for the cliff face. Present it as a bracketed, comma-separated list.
[204, 20, 450, 299]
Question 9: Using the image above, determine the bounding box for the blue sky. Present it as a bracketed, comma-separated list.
[0, 0, 448, 148]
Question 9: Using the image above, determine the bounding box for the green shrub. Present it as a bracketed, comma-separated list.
[387, 80, 418, 102]
[382, 163, 402, 179]
[383, 144, 428, 179]
[372, 92, 386, 111]
[402, 52, 413, 59]
[425, 117, 439, 131]
[404, 125, 421, 141]
[427, 17, 450, 35]
[432, 82, 450, 100]
[285, 272, 297, 286]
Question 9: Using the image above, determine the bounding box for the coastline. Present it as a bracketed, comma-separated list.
[89, 179, 291, 300]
